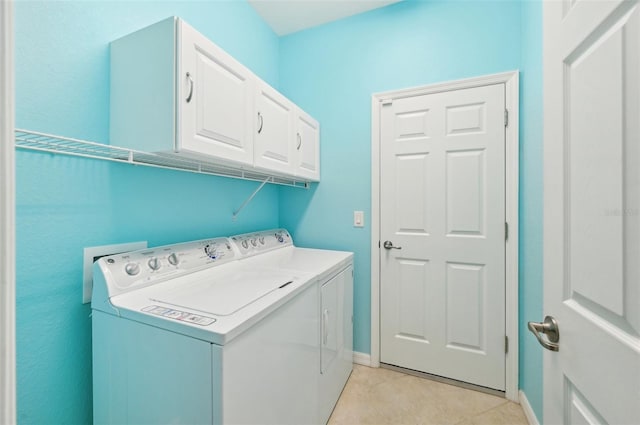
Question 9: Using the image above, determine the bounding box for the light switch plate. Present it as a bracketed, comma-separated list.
[83, 241, 147, 304]
[354, 211, 364, 227]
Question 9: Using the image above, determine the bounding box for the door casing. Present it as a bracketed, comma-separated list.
[370, 71, 520, 401]
[0, 0, 16, 422]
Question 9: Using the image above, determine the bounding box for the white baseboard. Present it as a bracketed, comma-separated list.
[519, 390, 540, 425]
[353, 351, 371, 366]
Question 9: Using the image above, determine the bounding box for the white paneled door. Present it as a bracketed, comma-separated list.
[380, 84, 506, 390]
[542, 0, 640, 423]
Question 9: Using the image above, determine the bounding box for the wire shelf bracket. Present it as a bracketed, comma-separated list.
[232, 176, 272, 221]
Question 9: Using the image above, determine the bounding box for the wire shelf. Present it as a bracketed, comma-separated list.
[14, 129, 310, 188]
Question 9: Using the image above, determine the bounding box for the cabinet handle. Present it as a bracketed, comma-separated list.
[185, 72, 194, 103]
[257, 112, 264, 134]
[322, 309, 329, 346]
[296, 133, 302, 150]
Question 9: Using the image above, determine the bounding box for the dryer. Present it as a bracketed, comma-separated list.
[231, 231, 354, 424]
[91, 229, 353, 425]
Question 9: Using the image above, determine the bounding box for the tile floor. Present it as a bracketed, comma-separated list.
[328, 365, 529, 425]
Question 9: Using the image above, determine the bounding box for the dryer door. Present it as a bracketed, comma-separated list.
[321, 274, 339, 373]
[319, 265, 354, 424]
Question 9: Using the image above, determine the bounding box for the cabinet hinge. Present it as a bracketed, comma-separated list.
[382, 99, 393, 106]
[378, 240, 381, 248]
[505, 336, 509, 354]
[505, 222, 509, 241]
[504, 109, 509, 127]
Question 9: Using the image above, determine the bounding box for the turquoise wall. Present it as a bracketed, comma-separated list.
[15, 2, 280, 423]
[519, 0, 544, 419]
[15, 0, 543, 423]
[279, 0, 542, 421]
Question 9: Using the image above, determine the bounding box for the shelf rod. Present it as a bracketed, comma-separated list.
[232, 176, 272, 221]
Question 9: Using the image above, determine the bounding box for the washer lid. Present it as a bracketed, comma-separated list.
[149, 268, 298, 316]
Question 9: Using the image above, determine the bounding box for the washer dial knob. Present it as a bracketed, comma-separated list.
[241, 240, 249, 249]
[250, 238, 257, 247]
[148, 257, 160, 271]
[259, 236, 265, 245]
[124, 262, 140, 276]
[204, 244, 218, 259]
[167, 253, 179, 266]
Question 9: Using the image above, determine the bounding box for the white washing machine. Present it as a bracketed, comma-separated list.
[91, 229, 353, 425]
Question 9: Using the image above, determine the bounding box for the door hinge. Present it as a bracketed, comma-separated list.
[504, 109, 509, 127]
[378, 240, 381, 248]
[505, 336, 509, 354]
[505, 222, 509, 241]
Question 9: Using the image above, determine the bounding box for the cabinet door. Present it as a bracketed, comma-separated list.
[178, 20, 254, 165]
[295, 110, 320, 181]
[254, 82, 295, 175]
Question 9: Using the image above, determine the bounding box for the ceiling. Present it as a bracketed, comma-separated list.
[248, 0, 402, 36]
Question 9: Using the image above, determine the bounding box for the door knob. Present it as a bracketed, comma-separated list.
[528, 316, 559, 352]
[383, 240, 402, 250]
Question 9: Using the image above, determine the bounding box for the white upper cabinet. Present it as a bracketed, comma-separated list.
[110, 17, 319, 181]
[178, 20, 254, 165]
[254, 82, 295, 175]
[110, 18, 178, 155]
[295, 109, 320, 182]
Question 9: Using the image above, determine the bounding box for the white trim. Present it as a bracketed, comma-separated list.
[370, 71, 520, 401]
[519, 390, 541, 425]
[503, 71, 520, 402]
[0, 1, 16, 423]
[370, 95, 381, 369]
[353, 351, 372, 367]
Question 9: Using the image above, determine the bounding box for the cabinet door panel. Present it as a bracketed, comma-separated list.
[179, 21, 253, 165]
[254, 83, 294, 174]
[296, 111, 320, 181]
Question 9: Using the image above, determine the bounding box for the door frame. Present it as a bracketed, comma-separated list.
[0, 0, 16, 422]
[370, 71, 520, 401]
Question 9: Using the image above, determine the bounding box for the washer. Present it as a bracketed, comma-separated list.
[91, 229, 353, 425]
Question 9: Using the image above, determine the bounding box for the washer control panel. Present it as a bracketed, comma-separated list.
[99, 237, 236, 292]
[95, 229, 296, 302]
[231, 229, 292, 257]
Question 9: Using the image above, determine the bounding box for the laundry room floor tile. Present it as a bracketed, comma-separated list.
[328, 365, 528, 425]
